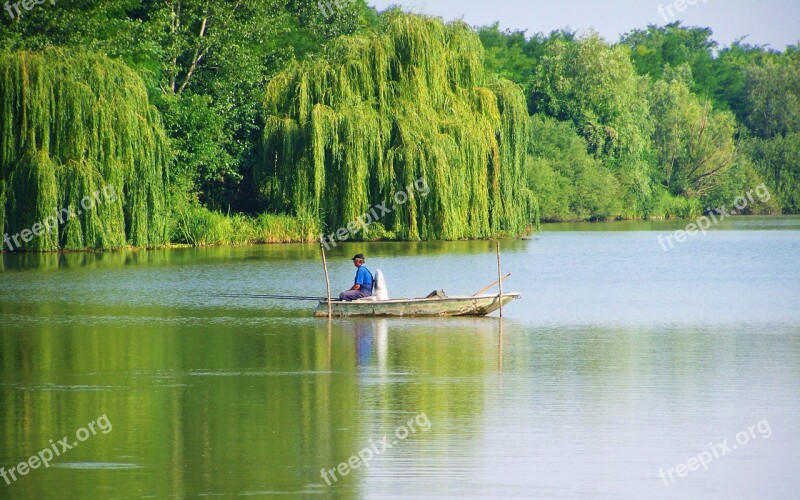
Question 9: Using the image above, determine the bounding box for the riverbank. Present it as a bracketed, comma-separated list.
[3, 214, 799, 255]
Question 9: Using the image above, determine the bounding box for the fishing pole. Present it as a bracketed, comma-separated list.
[214, 293, 328, 301]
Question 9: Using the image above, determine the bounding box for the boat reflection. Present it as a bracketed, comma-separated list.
[352, 319, 389, 368]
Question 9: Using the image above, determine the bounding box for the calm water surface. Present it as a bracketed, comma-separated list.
[1, 216, 799, 498]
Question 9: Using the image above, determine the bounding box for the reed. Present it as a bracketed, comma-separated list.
[172, 204, 320, 246]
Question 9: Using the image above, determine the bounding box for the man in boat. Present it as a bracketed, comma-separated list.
[339, 253, 374, 301]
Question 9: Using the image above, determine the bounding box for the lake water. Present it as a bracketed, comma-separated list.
[1, 216, 799, 498]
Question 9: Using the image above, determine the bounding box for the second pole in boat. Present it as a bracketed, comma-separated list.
[320, 241, 333, 319]
[496, 240, 504, 318]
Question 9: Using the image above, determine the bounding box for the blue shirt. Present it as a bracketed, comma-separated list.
[354, 266, 374, 292]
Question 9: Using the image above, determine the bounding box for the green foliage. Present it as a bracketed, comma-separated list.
[528, 33, 655, 215]
[158, 92, 237, 207]
[0, 0, 138, 51]
[257, 12, 538, 240]
[0, 0, 374, 214]
[622, 23, 720, 101]
[483, 22, 799, 221]
[530, 33, 653, 160]
[126, 0, 377, 210]
[649, 71, 737, 196]
[173, 203, 320, 246]
[130, 0, 292, 209]
[3, 4, 800, 252]
[477, 23, 544, 85]
[287, 0, 372, 53]
[526, 116, 620, 221]
[0, 49, 170, 250]
[618, 22, 798, 216]
[743, 61, 800, 138]
[743, 134, 800, 212]
[650, 188, 703, 219]
[713, 41, 781, 120]
[0, 181, 5, 239]
[699, 154, 779, 214]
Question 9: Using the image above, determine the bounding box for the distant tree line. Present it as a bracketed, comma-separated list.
[0, 3, 797, 249]
[480, 22, 798, 219]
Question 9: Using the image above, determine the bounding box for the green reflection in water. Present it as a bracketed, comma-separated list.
[0, 307, 496, 497]
[2, 220, 798, 497]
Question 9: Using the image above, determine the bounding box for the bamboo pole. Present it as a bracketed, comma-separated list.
[472, 273, 511, 296]
[326, 319, 332, 369]
[496, 240, 503, 318]
[215, 293, 326, 301]
[320, 242, 332, 319]
[498, 316, 504, 371]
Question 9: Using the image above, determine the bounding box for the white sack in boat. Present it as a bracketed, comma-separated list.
[373, 269, 389, 300]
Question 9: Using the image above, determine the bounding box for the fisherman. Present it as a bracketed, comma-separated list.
[339, 253, 373, 301]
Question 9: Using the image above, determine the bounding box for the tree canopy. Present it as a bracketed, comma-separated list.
[484, 21, 799, 219]
[0, 49, 170, 250]
[257, 12, 537, 240]
[1, 4, 799, 250]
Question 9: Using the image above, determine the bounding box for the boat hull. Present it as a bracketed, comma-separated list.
[314, 293, 521, 318]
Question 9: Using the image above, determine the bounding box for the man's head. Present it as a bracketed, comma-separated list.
[351, 253, 365, 267]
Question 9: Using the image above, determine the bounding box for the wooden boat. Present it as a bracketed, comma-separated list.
[314, 292, 521, 318]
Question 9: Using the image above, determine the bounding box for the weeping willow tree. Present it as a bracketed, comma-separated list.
[0, 49, 170, 251]
[258, 12, 538, 240]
